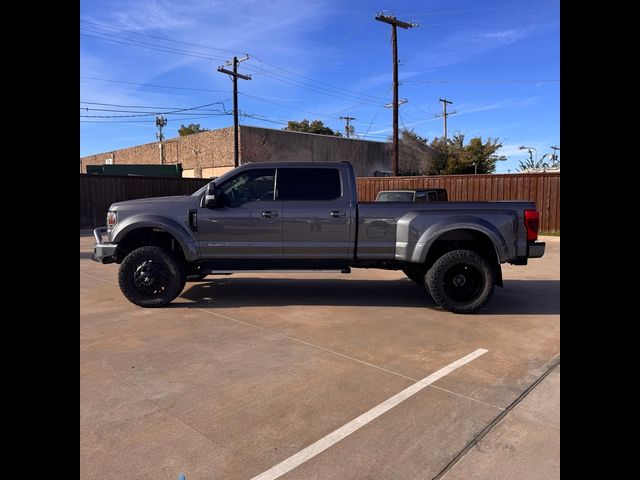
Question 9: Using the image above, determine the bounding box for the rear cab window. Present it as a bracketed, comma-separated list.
[376, 192, 414, 202]
[276, 168, 342, 201]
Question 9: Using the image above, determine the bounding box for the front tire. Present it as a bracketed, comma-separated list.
[118, 246, 186, 307]
[426, 249, 495, 314]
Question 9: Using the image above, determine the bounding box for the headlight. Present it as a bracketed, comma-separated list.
[107, 211, 117, 229]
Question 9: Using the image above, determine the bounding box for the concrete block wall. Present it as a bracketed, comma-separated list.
[239, 126, 390, 177]
[80, 125, 391, 177]
[80, 127, 235, 177]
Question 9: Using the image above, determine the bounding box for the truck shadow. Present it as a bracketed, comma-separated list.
[174, 278, 559, 315]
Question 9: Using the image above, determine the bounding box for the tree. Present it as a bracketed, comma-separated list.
[398, 129, 433, 175]
[429, 138, 452, 175]
[178, 123, 208, 136]
[441, 134, 504, 175]
[517, 151, 551, 172]
[284, 119, 342, 136]
[396, 130, 504, 175]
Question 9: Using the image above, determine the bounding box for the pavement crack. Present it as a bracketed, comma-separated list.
[432, 356, 560, 480]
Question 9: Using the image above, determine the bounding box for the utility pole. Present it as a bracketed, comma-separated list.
[435, 98, 456, 141]
[375, 13, 417, 176]
[217, 55, 251, 168]
[155, 116, 167, 164]
[339, 116, 356, 138]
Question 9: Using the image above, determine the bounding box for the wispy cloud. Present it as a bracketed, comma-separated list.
[103, 0, 198, 31]
[80, 0, 334, 106]
[455, 95, 545, 116]
[412, 26, 537, 70]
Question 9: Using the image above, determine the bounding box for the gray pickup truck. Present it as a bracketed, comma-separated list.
[93, 161, 544, 314]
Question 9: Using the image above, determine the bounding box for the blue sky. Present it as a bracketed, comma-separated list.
[80, 0, 559, 173]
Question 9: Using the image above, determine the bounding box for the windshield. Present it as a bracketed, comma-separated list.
[376, 192, 414, 202]
[191, 183, 210, 197]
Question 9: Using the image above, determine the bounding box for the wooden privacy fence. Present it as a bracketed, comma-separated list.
[81, 172, 560, 233]
[80, 174, 209, 229]
[357, 172, 560, 234]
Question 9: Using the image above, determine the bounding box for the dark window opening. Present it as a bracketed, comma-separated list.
[277, 168, 341, 201]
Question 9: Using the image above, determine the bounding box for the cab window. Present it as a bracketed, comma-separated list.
[415, 192, 427, 202]
[218, 169, 275, 207]
[276, 168, 341, 201]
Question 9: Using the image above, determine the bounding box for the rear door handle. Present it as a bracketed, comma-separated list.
[262, 211, 278, 218]
[330, 210, 346, 218]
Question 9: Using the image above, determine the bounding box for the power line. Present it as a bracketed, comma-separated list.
[80, 74, 389, 122]
[81, 109, 229, 116]
[81, 21, 389, 105]
[335, 39, 389, 116]
[238, 91, 338, 119]
[80, 100, 230, 118]
[80, 75, 229, 93]
[249, 56, 388, 103]
[80, 27, 230, 62]
[80, 101, 229, 111]
[80, 31, 227, 62]
[240, 62, 386, 105]
[80, 20, 239, 54]
[239, 113, 289, 126]
[81, 29, 386, 106]
[80, 113, 231, 124]
[408, 102, 437, 118]
[396, 6, 510, 16]
[403, 79, 560, 84]
[80, 111, 391, 142]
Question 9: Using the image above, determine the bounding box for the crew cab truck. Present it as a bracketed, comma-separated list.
[93, 162, 545, 314]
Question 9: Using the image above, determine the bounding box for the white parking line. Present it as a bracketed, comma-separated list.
[250, 348, 488, 480]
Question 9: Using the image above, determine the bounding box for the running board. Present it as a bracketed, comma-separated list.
[207, 267, 351, 274]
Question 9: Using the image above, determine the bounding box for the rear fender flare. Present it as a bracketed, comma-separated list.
[408, 216, 509, 264]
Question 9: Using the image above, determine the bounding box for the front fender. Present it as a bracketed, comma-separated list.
[111, 214, 199, 262]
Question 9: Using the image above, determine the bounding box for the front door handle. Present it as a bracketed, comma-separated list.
[330, 210, 346, 218]
[262, 211, 278, 218]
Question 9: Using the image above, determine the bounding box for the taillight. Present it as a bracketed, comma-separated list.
[524, 210, 539, 241]
[107, 211, 117, 229]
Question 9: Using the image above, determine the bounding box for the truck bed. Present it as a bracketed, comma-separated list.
[357, 201, 537, 262]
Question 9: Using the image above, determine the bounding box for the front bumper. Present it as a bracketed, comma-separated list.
[92, 227, 117, 264]
[528, 241, 546, 258]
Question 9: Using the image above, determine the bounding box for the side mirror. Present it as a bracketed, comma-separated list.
[204, 183, 223, 208]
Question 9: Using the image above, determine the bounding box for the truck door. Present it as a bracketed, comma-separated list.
[197, 168, 282, 259]
[277, 167, 352, 259]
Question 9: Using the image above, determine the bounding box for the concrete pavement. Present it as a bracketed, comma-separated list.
[442, 365, 560, 480]
[81, 235, 559, 480]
